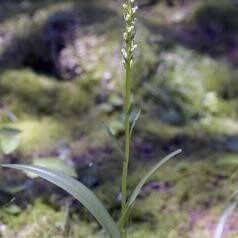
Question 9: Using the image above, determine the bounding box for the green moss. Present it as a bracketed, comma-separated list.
[14, 117, 69, 154]
[1, 153, 237, 237]
[198, 116, 238, 136]
[145, 47, 238, 124]
[0, 69, 90, 116]
[0, 115, 75, 156]
[125, 156, 236, 238]
[0, 199, 107, 238]
[1, 200, 64, 237]
[1, 1, 238, 237]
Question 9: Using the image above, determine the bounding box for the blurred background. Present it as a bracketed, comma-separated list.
[1, 0, 238, 237]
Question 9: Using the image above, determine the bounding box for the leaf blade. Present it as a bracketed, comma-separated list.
[119, 149, 182, 226]
[1, 164, 120, 238]
[128, 149, 182, 207]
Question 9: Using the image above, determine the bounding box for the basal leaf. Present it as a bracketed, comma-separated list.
[1, 164, 120, 238]
[128, 149, 182, 207]
[119, 149, 182, 227]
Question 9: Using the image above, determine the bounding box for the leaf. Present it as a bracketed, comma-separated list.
[128, 149, 182, 207]
[1, 164, 120, 238]
[214, 202, 237, 238]
[0, 127, 21, 154]
[31, 157, 77, 178]
[102, 123, 123, 157]
[129, 108, 141, 136]
[119, 149, 182, 227]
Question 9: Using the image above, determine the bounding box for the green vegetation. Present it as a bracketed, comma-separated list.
[1, 1, 181, 238]
[1, 157, 238, 238]
[1, 0, 238, 237]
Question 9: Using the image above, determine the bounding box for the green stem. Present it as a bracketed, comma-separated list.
[121, 61, 131, 238]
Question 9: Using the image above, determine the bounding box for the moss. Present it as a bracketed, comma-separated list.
[1, 200, 64, 237]
[1, 200, 100, 238]
[144, 47, 238, 124]
[1, 152, 237, 237]
[0, 69, 90, 116]
[15, 117, 69, 155]
[125, 156, 236, 238]
[198, 116, 238, 136]
[1, 1, 238, 237]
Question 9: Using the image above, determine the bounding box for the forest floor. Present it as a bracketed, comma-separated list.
[1, 0, 238, 237]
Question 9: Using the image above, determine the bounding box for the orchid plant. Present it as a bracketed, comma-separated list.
[1, 1, 181, 237]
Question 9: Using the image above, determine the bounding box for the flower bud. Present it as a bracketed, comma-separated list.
[122, 0, 138, 68]
[121, 48, 127, 59]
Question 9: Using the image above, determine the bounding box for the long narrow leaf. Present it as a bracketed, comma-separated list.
[102, 123, 123, 157]
[214, 202, 237, 238]
[119, 149, 182, 226]
[1, 164, 120, 238]
[128, 149, 182, 207]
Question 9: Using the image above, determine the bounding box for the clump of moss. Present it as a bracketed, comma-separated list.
[13, 117, 69, 155]
[1, 200, 99, 238]
[0, 69, 90, 116]
[124, 155, 237, 238]
[143, 47, 238, 125]
[1, 200, 62, 229]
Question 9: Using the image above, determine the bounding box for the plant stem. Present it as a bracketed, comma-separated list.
[120, 1, 137, 236]
[121, 61, 131, 237]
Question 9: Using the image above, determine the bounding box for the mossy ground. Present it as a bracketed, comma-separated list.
[1, 155, 238, 237]
[1, 0, 238, 237]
